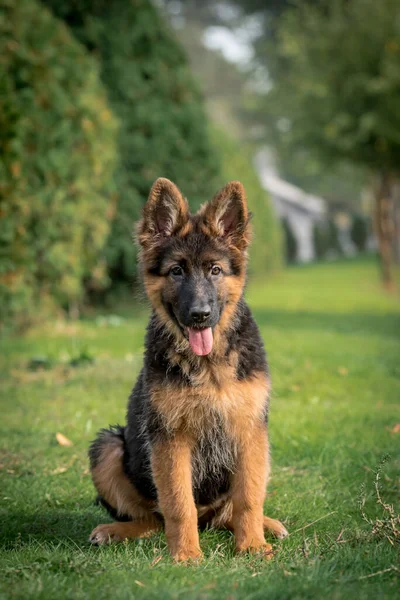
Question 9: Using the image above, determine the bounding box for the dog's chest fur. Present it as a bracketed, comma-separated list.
[151, 350, 268, 437]
[190, 409, 236, 505]
[149, 351, 269, 503]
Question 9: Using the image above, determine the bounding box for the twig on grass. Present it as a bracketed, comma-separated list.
[336, 528, 345, 542]
[358, 454, 400, 546]
[358, 566, 399, 580]
[289, 511, 337, 536]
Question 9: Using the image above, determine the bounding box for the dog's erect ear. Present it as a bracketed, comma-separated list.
[138, 178, 189, 246]
[201, 181, 251, 249]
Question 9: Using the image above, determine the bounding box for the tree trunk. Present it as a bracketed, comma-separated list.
[374, 171, 395, 289]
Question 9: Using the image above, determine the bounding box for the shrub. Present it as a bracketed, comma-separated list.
[313, 222, 330, 259]
[210, 127, 283, 275]
[351, 214, 369, 252]
[44, 0, 220, 284]
[313, 219, 342, 259]
[326, 219, 342, 256]
[0, 0, 118, 327]
[281, 218, 297, 264]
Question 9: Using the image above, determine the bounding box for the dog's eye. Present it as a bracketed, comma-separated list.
[170, 265, 183, 277]
[211, 265, 222, 276]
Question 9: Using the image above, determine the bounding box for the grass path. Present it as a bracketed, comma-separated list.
[1, 258, 399, 599]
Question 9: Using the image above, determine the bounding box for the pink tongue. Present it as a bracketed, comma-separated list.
[187, 327, 213, 356]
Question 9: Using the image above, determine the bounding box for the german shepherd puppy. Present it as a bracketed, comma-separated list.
[88, 178, 288, 561]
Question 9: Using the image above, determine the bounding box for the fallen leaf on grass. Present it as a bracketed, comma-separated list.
[134, 581, 145, 587]
[338, 367, 348, 376]
[388, 423, 400, 434]
[56, 432, 73, 447]
[49, 455, 78, 476]
[51, 466, 68, 475]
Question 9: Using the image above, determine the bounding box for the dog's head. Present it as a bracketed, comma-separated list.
[137, 178, 251, 356]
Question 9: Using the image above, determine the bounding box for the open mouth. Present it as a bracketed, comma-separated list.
[186, 326, 213, 356]
[167, 303, 214, 356]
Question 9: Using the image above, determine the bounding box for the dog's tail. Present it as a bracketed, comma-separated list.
[89, 425, 131, 521]
[88, 424, 125, 470]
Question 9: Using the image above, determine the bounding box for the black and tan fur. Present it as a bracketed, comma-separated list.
[88, 178, 288, 561]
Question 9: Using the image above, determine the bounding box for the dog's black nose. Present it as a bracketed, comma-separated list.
[190, 306, 211, 323]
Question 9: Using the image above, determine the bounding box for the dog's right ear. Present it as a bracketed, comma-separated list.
[137, 178, 189, 247]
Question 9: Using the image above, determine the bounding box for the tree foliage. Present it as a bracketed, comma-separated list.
[263, 0, 400, 284]
[0, 0, 118, 327]
[210, 127, 282, 275]
[265, 0, 400, 171]
[44, 0, 220, 283]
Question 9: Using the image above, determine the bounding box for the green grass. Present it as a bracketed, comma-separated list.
[1, 258, 399, 599]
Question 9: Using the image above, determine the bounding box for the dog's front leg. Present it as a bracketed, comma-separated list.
[231, 424, 272, 556]
[151, 435, 202, 562]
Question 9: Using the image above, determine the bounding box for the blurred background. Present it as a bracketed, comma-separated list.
[1, 0, 399, 330]
[1, 3, 400, 596]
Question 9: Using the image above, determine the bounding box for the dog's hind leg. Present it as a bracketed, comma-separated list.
[89, 519, 160, 545]
[263, 516, 288, 539]
[207, 500, 288, 539]
[88, 427, 161, 545]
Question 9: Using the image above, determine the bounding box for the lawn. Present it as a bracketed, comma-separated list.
[1, 258, 399, 599]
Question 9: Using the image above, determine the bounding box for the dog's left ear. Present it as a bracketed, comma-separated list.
[201, 181, 251, 250]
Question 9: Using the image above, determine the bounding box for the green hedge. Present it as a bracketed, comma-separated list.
[0, 0, 118, 327]
[44, 0, 220, 283]
[210, 127, 282, 275]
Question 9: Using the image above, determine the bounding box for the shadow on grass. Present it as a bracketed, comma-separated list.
[0, 508, 107, 550]
[253, 308, 400, 341]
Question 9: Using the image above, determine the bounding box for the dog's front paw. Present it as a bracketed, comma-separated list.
[89, 523, 126, 545]
[172, 546, 203, 563]
[236, 540, 274, 560]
